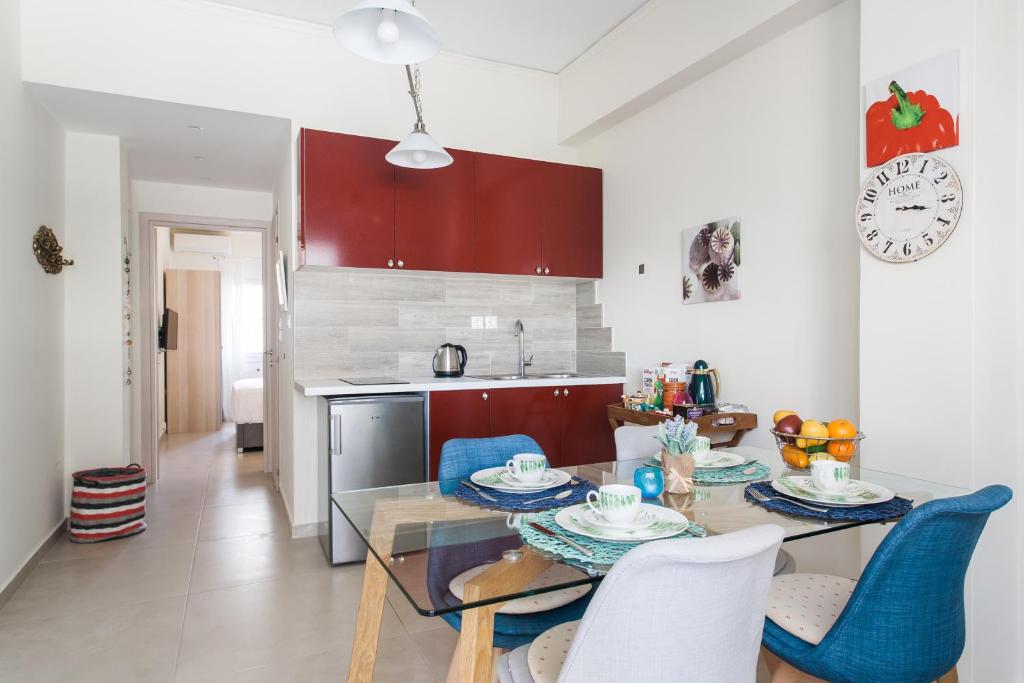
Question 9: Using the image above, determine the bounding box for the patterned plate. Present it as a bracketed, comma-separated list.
[582, 508, 657, 531]
[554, 503, 690, 542]
[771, 476, 895, 506]
[470, 467, 570, 493]
[694, 451, 747, 469]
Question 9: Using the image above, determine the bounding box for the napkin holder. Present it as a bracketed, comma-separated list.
[661, 449, 695, 494]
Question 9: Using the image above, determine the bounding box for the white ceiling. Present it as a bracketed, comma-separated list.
[203, 0, 649, 73]
[30, 84, 290, 191]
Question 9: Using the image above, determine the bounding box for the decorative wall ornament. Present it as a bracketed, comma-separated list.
[32, 226, 74, 274]
[681, 217, 742, 305]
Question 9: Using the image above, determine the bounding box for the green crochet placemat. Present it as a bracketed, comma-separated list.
[518, 508, 706, 571]
[643, 458, 771, 485]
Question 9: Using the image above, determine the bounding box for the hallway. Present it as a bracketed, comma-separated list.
[0, 426, 456, 682]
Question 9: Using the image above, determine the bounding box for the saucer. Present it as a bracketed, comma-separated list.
[582, 508, 654, 531]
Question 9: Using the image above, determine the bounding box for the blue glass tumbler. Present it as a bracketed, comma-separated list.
[633, 466, 664, 499]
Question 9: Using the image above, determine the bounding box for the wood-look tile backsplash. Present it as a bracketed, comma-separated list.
[293, 270, 578, 380]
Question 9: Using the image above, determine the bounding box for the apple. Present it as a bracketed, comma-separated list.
[773, 410, 798, 425]
[775, 414, 803, 444]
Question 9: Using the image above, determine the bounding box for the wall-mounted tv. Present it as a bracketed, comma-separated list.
[159, 308, 178, 350]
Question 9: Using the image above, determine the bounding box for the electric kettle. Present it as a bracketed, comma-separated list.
[433, 343, 468, 378]
[688, 359, 721, 407]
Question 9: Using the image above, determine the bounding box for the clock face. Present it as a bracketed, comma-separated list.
[856, 152, 963, 263]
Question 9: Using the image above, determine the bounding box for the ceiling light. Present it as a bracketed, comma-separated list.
[386, 65, 452, 169]
[333, 0, 440, 64]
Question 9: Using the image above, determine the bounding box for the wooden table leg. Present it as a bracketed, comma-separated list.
[347, 548, 390, 683]
[456, 549, 553, 683]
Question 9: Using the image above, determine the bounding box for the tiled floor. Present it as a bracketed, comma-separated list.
[0, 426, 458, 682]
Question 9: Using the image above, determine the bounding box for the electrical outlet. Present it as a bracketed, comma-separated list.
[471, 316, 484, 329]
[484, 316, 497, 329]
[638, 263, 645, 275]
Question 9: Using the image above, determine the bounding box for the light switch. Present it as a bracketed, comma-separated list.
[471, 316, 484, 329]
[484, 316, 497, 329]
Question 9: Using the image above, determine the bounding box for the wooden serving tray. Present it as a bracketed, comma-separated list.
[606, 404, 758, 448]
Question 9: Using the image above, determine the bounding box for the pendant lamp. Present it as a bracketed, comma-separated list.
[386, 65, 453, 169]
[333, 0, 440, 65]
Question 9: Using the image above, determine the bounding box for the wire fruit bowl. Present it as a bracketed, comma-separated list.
[769, 429, 866, 471]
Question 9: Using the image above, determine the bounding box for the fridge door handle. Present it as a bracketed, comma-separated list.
[330, 415, 341, 455]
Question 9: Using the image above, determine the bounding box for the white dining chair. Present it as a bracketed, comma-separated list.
[613, 424, 660, 461]
[496, 524, 784, 683]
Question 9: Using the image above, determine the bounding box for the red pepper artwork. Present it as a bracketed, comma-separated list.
[865, 80, 959, 167]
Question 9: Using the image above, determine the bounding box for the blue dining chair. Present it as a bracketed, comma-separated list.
[762, 484, 1012, 683]
[429, 435, 593, 649]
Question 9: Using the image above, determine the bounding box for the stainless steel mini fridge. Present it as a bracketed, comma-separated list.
[318, 394, 425, 564]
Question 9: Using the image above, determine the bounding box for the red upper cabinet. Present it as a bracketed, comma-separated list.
[300, 129, 395, 268]
[428, 390, 491, 481]
[560, 383, 623, 466]
[541, 163, 603, 279]
[489, 387, 564, 467]
[473, 153, 546, 276]
[395, 149, 475, 273]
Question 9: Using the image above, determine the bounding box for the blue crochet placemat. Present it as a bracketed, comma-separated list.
[454, 479, 599, 512]
[744, 480, 913, 522]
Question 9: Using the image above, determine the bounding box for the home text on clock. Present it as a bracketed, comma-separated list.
[888, 180, 921, 197]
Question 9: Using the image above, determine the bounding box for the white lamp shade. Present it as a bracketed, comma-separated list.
[386, 130, 453, 169]
[333, 0, 441, 64]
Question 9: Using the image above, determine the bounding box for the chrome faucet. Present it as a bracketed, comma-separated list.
[513, 319, 533, 377]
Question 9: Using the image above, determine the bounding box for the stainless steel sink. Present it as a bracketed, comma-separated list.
[467, 372, 591, 381]
[467, 374, 529, 381]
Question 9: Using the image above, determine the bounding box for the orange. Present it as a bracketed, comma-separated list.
[795, 451, 810, 469]
[796, 420, 828, 449]
[773, 410, 798, 425]
[828, 439, 856, 461]
[781, 445, 803, 467]
[828, 419, 858, 439]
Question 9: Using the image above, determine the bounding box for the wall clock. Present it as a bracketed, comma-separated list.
[855, 152, 963, 262]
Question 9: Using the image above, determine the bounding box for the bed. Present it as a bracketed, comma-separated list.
[231, 378, 264, 452]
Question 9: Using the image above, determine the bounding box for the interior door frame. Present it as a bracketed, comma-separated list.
[138, 212, 277, 483]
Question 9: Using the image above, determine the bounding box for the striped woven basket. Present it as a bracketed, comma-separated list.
[69, 464, 147, 543]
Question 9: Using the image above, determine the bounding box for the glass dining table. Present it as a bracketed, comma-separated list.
[333, 446, 968, 683]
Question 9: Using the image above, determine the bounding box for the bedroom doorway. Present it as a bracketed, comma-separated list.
[138, 214, 279, 486]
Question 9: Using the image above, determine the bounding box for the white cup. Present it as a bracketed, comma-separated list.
[585, 484, 642, 526]
[505, 453, 547, 484]
[810, 460, 850, 493]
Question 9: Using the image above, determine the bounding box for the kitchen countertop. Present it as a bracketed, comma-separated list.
[295, 374, 627, 397]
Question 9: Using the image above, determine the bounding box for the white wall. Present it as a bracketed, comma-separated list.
[859, 1, 1021, 679]
[63, 132, 126, 482]
[0, 0, 66, 591]
[578, 1, 861, 450]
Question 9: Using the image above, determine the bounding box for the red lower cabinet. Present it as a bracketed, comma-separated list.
[560, 383, 624, 466]
[427, 383, 622, 478]
[489, 387, 565, 467]
[428, 390, 491, 481]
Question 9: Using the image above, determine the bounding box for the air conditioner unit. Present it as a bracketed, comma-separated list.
[172, 233, 232, 256]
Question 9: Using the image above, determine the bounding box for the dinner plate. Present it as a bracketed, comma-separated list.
[693, 451, 747, 470]
[554, 503, 690, 542]
[470, 467, 570, 493]
[581, 508, 657, 531]
[771, 476, 895, 506]
[646, 450, 748, 470]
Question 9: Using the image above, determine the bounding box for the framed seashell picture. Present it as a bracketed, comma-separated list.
[681, 217, 741, 305]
